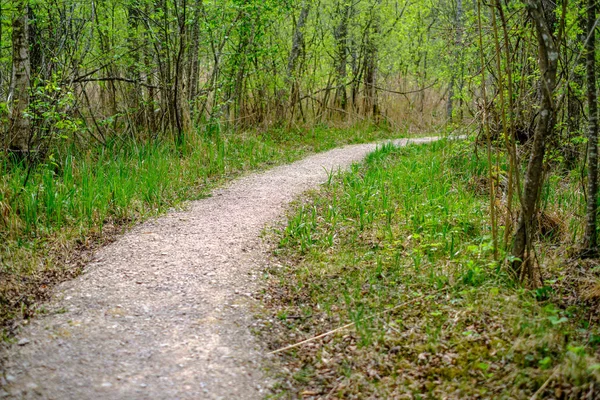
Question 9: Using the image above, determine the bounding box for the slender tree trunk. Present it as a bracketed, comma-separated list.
[511, 0, 559, 281]
[565, 18, 585, 169]
[94, 7, 118, 124]
[287, 1, 310, 120]
[350, 37, 360, 112]
[363, 3, 380, 119]
[446, 0, 462, 121]
[446, 77, 454, 121]
[333, 1, 350, 113]
[230, 4, 251, 125]
[7, 0, 31, 154]
[172, 0, 192, 144]
[127, 5, 144, 131]
[583, 0, 598, 255]
[363, 52, 377, 118]
[363, 36, 378, 118]
[187, 0, 203, 102]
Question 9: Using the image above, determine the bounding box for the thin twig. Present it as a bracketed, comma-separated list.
[73, 76, 162, 89]
[371, 80, 439, 96]
[269, 288, 446, 355]
[530, 368, 558, 400]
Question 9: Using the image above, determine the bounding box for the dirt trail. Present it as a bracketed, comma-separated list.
[1, 137, 437, 399]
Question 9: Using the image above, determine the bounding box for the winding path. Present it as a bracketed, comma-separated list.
[2, 137, 437, 399]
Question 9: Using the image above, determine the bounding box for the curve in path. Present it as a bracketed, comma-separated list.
[2, 137, 437, 399]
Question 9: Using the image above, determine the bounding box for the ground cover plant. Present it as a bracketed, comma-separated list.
[263, 139, 600, 399]
[0, 124, 403, 335]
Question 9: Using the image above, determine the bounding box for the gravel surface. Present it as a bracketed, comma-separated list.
[1, 137, 437, 399]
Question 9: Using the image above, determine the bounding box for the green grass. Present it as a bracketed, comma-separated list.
[0, 123, 403, 331]
[264, 139, 600, 399]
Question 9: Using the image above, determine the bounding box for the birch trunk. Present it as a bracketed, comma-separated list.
[7, 0, 30, 154]
[583, 0, 598, 255]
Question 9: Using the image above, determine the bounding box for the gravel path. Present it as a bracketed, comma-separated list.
[1, 137, 437, 399]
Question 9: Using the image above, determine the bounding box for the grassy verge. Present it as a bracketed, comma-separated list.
[0, 124, 403, 335]
[262, 139, 600, 399]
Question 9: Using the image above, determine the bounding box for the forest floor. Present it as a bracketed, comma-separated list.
[261, 140, 600, 399]
[0, 137, 437, 399]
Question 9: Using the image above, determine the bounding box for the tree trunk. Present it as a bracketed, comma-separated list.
[333, 1, 350, 112]
[127, 4, 144, 131]
[287, 1, 310, 119]
[187, 0, 203, 102]
[566, 31, 584, 169]
[230, 3, 251, 126]
[446, 0, 463, 122]
[363, 19, 379, 119]
[172, 0, 192, 144]
[7, 0, 31, 154]
[511, 0, 559, 281]
[446, 77, 454, 121]
[583, 0, 598, 255]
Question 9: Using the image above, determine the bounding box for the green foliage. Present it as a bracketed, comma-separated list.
[28, 76, 85, 144]
[1, 0, 470, 147]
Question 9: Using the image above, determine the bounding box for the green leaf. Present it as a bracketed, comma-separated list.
[477, 362, 489, 371]
[547, 316, 568, 326]
[538, 356, 552, 370]
[567, 345, 586, 357]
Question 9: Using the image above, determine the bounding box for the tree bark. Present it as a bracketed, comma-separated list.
[583, 0, 598, 255]
[363, 19, 379, 119]
[188, 0, 203, 102]
[287, 1, 310, 119]
[287, 2, 310, 79]
[172, 0, 192, 144]
[446, 0, 463, 121]
[7, 0, 31, 154]
[511, 0, 559, 281]
[333, 1, 350, 112]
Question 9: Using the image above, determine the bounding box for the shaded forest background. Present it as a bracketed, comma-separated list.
[2, 0, 456, 147]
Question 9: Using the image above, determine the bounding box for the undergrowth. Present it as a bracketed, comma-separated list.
[263, 139, 600, 399]
[0, 123, 401, 334]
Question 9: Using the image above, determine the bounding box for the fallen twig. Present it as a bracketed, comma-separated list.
[269, 288, 447, 355]
[530, 368, 559, 400]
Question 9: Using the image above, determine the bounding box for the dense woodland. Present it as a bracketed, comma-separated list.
[3, 0, 600, 396]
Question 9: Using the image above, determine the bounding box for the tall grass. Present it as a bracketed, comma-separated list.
[1, 136, 260, 239]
